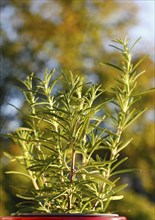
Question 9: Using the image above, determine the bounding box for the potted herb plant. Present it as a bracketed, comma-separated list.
[1, 37, 152, 220]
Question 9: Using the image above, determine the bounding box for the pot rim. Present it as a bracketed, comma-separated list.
[14, 213, 119, 217]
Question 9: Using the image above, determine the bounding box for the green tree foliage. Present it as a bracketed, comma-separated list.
[109, 190, 155, 220]
[0, 0, 154, 217]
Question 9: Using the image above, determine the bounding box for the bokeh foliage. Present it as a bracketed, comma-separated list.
[0, 0, 154, 218]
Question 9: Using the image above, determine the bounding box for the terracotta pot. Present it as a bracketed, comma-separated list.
[0, 214, 127, 220]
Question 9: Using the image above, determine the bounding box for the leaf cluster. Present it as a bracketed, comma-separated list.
[4, 37, 152, 214]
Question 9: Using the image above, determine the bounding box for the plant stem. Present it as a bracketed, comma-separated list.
[68, 140, 76, 210]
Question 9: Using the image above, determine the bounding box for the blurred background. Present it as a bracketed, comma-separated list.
[0, 0, 154, 219]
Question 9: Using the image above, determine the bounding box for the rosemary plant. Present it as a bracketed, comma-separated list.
[5, 37, 151, 214]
